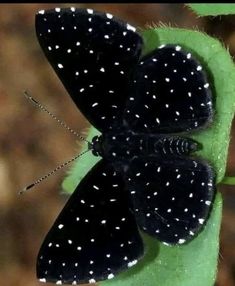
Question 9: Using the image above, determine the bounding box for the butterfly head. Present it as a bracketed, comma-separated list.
[91, 135, 103, 157]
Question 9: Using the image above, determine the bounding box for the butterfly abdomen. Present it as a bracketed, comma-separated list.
[97, 133, 201, 160]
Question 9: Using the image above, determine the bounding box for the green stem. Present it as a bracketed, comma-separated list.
[221, 176, 235, 185]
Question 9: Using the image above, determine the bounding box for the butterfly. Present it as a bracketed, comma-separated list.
[35, 7, 216, 285]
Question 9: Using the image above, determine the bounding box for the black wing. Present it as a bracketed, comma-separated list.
[124, 45, 213, 133]
[37, 160, 144, 284]
[35, 8, 143, 132]
[125, 157, 216, 245]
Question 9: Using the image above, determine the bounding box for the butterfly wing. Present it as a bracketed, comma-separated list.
[37, 160, 144, 284]
[35, 8, 143, 132]
[124, 45, 213, 133]
[125, 157, 216, 245]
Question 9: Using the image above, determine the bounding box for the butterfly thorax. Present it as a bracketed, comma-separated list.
[91, 133, 201, 160]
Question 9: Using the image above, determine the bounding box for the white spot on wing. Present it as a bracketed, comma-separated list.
[126, 23, 136, 32]
[128, 259, 138, 268]
[87, 9, 93, 14]
[106, 13, 113, 19]
[108, 273, 114, 279]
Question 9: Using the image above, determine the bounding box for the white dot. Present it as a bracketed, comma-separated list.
[67, 49, 71, 53]
[93, 185, 99, 190]
[77, 246, 82, 251]
[55, 8, 61, 12]
[71, 7, 75, 12]
[56, 281, 62, 285]
[108, 273, 114, 280]
[89, 279, 96, 283]
[106, 13, 113, 19]
[39, 278, 46, 282]
[199, 218, 205, 224]
[178, 239, 186, 244]
[57, 63, 63, 69]
[165, 78, 170, 82]
[38, 10, 45, 15]
[100, 67, 105, 72]
[68, 239, 72, 244]
[187, 53, 191, 59]
[175, 45, 181, 51]
[76, 41, 80, 46]
[128, 259, 138, 267]
[197, 65, 202, 71]
[87, 9, 93, 14]
[58, 224, 64, 229]
[127, 23, 136, 32]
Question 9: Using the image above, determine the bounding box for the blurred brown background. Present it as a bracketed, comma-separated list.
[0, 3, 235, 286]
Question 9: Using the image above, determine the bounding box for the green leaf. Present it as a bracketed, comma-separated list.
[187, 4, 235, 16]
[62, 27, 235, 286]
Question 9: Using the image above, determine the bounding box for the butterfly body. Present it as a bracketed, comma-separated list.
[35, 7, 216, 285]
[93, 133, 201, 161]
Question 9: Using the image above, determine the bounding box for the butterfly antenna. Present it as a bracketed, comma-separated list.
[24, 90, 91, 144]
[19, 148, 91, 195]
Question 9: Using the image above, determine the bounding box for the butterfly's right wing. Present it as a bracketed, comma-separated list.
[125, 157, 216, 245]
[35, 8, 143, 132]
[37, 160, 144, 285]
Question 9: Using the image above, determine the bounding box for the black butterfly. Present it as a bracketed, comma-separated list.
[35, 7, 216, 285]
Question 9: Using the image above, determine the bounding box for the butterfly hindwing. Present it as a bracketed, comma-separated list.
[37, 160, 144, 284]
[35, 8, 143, 132]
[125, 157, 216, 245]
[124, 45, 213, 133]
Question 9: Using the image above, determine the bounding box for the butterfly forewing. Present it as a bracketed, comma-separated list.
[124, 45, 213, 133]
[35, 8, 143, 132]
[126, 157, 216, 245]
[37, 160, 144, 284]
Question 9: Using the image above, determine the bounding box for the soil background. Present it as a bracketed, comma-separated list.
[0, 4, 235, 286]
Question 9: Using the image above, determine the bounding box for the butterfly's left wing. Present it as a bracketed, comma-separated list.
[35, 8, 143, 132]
[37, 160, 144, 284]
[125, 157, 216, 245]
